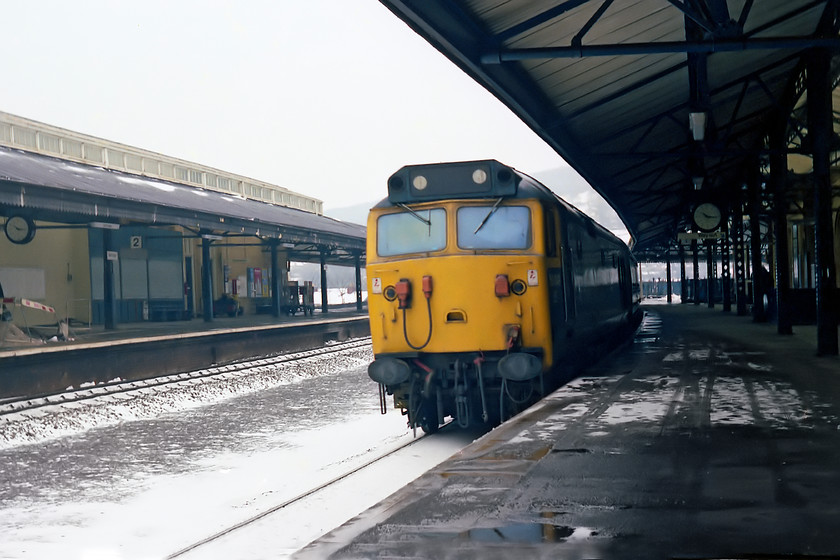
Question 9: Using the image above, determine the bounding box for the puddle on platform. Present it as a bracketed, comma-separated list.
[425, 512, 598, 544]
[426, 523, 598, 544]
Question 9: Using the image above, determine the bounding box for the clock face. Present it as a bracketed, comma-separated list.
[693, 203, 721, 231]
[4, 216, 35, 244]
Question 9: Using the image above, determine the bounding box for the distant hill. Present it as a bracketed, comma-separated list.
[528, 166, 628, 240]
[324, 201, 377, 226]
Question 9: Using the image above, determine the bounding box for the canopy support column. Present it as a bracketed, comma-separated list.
[770, 123, 793, 335]
[706, 241, 715, 308]
[679, 244, 687, 304]
[201, 238, 214, 323]
[722, 217, 732, 312]
[692, 239, 700, 306]
[320, 247, 329, 314]
[354, 252, 364, 311]
[808, 48, 838, 355]
[103, 228, 117, 330]
[748, 164, 767, 323]
[269, 241, 282, 318]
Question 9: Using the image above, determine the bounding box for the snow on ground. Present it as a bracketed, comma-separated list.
[0, 343, 372, 450]
[0, 344, 470, 560]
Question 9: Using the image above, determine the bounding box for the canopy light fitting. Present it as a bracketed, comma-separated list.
[689, 112, 707, 141]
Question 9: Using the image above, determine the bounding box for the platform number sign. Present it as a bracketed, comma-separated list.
[527, 269, 539, 286]
[130, 236, 142, 249]
[371, 277, 382, 294]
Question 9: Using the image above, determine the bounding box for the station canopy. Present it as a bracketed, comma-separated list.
[379, 0, 840, 254]
[0, 146, 365, 265]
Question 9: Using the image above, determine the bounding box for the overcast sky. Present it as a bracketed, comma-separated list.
[0, 0, 627, 238]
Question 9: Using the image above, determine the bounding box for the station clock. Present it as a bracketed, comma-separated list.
[693, 203, 722, 232]
[4, 215, 36, 244]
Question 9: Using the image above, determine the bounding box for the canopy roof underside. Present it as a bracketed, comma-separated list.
[380, 0, 840, 253]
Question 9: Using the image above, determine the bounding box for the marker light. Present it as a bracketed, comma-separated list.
[472, 169, 488, 184]
[412, 175, 428, 191]
[422, 275, 433, 299]
[495, 274, 510, 297]
[395, 279, 412, 309]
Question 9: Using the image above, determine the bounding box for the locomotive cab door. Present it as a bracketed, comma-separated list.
[560, 216, 577, 326]
[544, 206, 569, 341]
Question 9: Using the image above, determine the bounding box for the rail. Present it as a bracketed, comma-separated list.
[166, 419, 453, 559]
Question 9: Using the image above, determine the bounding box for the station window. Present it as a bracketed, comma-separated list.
[12, 126, 36, 148]
[63, 139, 83, 158]
[457, 205, 530, 250]
[205, 174, 217, 188]
[377, 208, 446, 256]
[83, 145, 104, 163]
[126, 154, 142, 171]
[189, 170, 202, 184]
[39, 133, 60, 153]
[142, 158, 159, 174]
[108, 149, 126, 168]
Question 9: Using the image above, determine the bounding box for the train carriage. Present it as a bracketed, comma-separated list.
[366, 160, 640, 433]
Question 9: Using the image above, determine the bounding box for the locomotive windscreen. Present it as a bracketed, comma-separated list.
[387, 160, 518, 203]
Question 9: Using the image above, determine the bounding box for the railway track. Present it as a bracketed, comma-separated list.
[166, 419, 453, 559]
[0, 337, 372, 418]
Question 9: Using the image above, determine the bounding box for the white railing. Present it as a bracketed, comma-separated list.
[0, 111, 323, 215]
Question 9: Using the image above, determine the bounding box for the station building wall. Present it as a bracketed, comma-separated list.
[0, 222, 92, 327]
[89, 226, 186, 323]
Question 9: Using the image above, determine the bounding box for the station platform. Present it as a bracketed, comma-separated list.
[0, 305, 369, 399]
[0, 304, 367, 357]
[299, 302, 840, 560]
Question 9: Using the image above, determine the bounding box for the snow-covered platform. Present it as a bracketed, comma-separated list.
[298, 302, 840, 559]
[0, 306, 369, 398]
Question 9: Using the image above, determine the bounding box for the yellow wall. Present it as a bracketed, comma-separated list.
[187, 237, 288, 316]
[0, 222, 91, 325]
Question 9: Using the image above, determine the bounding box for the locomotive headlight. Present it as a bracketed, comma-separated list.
[472, 168, 488, 184]
[383, 285, 398, 302]
[413, 175, 428, 190]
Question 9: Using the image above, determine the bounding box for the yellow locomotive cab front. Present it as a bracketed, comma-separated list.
[365, 160, 638, 434]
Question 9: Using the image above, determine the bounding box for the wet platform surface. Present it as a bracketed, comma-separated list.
[300, 302, 840, 559]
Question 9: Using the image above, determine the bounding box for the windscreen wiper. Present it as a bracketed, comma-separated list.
[398, 203, 432, 226]
[473, 197, 504, 234]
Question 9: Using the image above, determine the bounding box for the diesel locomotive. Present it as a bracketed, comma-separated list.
[366, 160, 641, 433]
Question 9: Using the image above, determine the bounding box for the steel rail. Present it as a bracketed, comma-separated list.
[165, 420, 453, 559]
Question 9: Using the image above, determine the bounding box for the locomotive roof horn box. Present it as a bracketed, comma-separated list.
[387, 160, 518, 204]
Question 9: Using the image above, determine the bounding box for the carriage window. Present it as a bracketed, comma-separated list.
[457, 205, 530, 249]
[377, 208, 446, 256]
